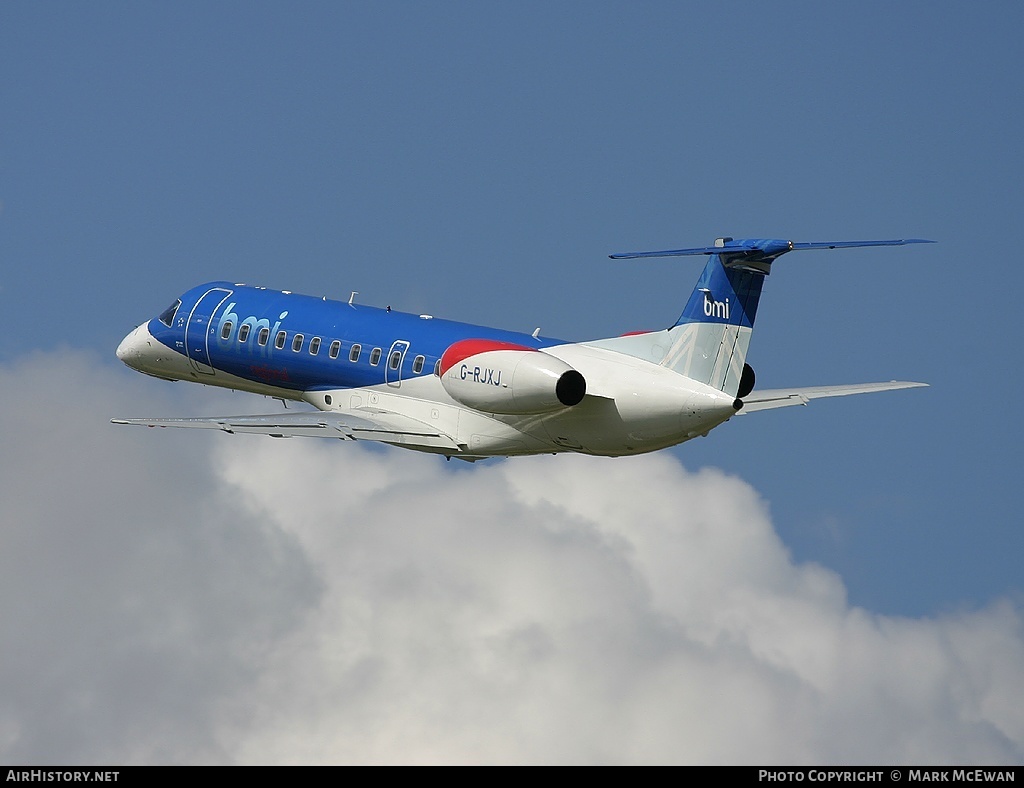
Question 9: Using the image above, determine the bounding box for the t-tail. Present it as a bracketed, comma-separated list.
[601, 237, 934, 398]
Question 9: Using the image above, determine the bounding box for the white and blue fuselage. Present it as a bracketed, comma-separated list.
[115, 238, 930, 460]
[117, 280, 739, 458]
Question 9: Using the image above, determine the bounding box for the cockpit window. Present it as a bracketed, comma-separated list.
[158, 300, 181, 328]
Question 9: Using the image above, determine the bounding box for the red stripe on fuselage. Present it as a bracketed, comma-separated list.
[439, 339, 536, 376]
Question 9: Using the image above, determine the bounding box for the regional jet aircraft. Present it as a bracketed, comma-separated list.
[114, 237, 930, 461]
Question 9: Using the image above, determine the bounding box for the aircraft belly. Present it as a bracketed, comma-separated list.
[534, 397, 687, 455]
[320, 380, 554, 457]
[455, 407, 554, 456]
[537, 343, 737, 455]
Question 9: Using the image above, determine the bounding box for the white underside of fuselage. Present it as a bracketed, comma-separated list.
[117, 322, 738, 458]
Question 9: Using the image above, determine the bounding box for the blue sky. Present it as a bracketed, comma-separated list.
[2, 2, 1023, 763]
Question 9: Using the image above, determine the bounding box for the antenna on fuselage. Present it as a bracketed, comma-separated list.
[348, 291, 359, 306]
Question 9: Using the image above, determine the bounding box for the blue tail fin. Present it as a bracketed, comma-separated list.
[596, 237, 933, 397]
[659, 246, 766, 395]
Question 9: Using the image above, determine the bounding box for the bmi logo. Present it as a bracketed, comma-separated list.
[702, 290, 730, 320]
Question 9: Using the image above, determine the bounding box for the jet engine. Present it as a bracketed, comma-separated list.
[439, 339, 586, 414]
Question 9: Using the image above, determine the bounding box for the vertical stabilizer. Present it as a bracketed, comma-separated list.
[598, 236, 932, 397]
[658, 247, 766, 396]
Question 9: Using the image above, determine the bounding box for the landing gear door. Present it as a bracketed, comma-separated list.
[185, 287, 233, 374]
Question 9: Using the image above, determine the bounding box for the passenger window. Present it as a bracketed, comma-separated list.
[389, 350, 402, 370]
[310, 337, 321, 355]
[292, 333, 304, 352]
[329, 340, 341, 359]
[349, 344, 361, 363]
[412, 355, 425, 374]
[220, 321, 233, 340]
[434, 360, 441, 376]
[238, 324, 251, 343]
[158, 300, 181, 328]
[369, 347, 382, 366]
[257, 327, 269, 346]
[275, 331, 287, 350]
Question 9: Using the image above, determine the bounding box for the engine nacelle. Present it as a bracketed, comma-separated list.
[439, 339, 586, 414]
[737, 363, 756, 399]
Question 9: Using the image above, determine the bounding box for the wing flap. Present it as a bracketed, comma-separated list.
[112, 408, 461, 450]
[738, 380, 927, 414]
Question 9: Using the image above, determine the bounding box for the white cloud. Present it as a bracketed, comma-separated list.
[1, 350, 1022, 764]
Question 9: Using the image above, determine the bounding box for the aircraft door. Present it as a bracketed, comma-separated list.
[185, 287, 233, 374]
[385, 340, 410, 388]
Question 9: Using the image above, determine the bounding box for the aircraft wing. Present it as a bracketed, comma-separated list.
[738, 381, 928, 414]
[112, 408, 462, 451]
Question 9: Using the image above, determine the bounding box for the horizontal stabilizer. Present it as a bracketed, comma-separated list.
[112, 409, 461, 450]
[610, 238, 934, 260]
[790, 239, 934, 251]
[737, 380, 928, 414]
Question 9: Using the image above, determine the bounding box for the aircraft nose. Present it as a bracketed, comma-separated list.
[115, 332, 132, 362]
[116, 323, 152, 367]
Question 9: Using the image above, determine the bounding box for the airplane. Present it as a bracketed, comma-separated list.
[114, 236, 931, 461]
